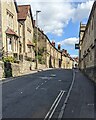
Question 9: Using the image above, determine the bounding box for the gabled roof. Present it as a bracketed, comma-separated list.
[73, 57, 79, 63]
[14, 0, 18, 13]
[18, 5, 34, 27]
[18, 5, 30, 20]
[6, 28, 19, 37]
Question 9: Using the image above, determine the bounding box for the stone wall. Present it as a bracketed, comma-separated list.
[0, 60, 47, 78]
[19, 60, 36, 74]
[0, 61, 4, 79]
[38, 64, 46, 70]
[82, 66, 96, 83]
[11, 63, 20, 77]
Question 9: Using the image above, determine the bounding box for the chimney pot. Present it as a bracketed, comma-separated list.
[52, 41, 55, 47]
[58, 44, 61, 50]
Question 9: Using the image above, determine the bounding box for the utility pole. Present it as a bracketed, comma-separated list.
[36, 10, 41, 69]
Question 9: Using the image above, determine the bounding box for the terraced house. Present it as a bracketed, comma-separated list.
[18, 5, 36, 72]
[79, 1, 96, 82]
[18, 5, 35, 62]
[1, 0, 19, 59]
[0, 0, 74, 78]
[34, 26, 62, 68]
[34, 26, 74, 69]
[46, 40, 62, 68]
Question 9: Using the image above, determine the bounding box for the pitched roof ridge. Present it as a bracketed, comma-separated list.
[18, 5, 30, 7]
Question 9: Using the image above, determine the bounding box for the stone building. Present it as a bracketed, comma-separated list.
[18, 5, 35, 62]
[0, 1, 35, 62]
[61, 49, 68, 69]
[33, 25, 62, 68]
[0, 0, 36, 76]
[46, 40, 62, 68]
[73, 57, 79, 68]
[33, 27, 46, 65]
[79, 1, 96, 82]
[1, 0, 19, 59]
[61, 49, 74, 69]
[0, 0, 74, 78]
[33, 25, 74, 69]
[0, 1, 2, 60]
[17, 5, 36, 72]
[79, 23, 86, 69]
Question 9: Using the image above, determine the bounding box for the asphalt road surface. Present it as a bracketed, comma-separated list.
[2, 69, 96, 119]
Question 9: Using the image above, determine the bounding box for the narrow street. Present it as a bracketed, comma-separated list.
[2, 69, 95, 119]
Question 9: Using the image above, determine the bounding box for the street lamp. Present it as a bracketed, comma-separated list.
[36, 10, 41, 69]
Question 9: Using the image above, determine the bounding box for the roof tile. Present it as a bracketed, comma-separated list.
[18, 5, 30, 20]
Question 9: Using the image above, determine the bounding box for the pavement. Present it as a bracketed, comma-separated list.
[62, 69, 95, 118]
[0, 68, 53, 82]
[1, 68, 96, 119]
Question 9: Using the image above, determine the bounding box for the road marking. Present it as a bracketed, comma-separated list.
[41, 88, 47, 91]
[50, 74, 56, 77]
[44, 90, 65, 120]
[58, 80, 62, 82]
[36, 86, 40, 90]
[72, 110, 74, 113]
[58, 70, 76, 119]
[87, 104, 94, 106]
[40, 77, 52, 80]
[41, 83, 44, 85]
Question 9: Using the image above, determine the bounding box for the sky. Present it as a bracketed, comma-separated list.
[16, 0, 94, 57]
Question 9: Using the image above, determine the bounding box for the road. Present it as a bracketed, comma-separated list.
[2, 69, 95, 119]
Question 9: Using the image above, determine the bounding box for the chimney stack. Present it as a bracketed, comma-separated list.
[58, 44, 61, 50]
[62, 49, 67, 55]
[52, 41, 55, 47]
[65, 50, 67, 54]
[33, 20, 36, 27]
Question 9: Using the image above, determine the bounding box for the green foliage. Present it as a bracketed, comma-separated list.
[37, 55, 45, 64]
[35, 47, 46, 64]
[2, 56, 16, 63]
[4, 69, 12, 78]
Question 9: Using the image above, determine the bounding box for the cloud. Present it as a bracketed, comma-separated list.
[17, 0, 94, 36]
[71, 54, 78, 58]
[32, 2, 75, 36]
[57, 37, 79, 46]
[72, 1, 94, 22]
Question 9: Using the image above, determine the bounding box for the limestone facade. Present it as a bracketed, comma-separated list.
[18, 5, 35, 62]
[0, 0, 74, 78]
[79, 1, 96, 82]
[33, 27, 74, 69]
[1, 0, 19, 58]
